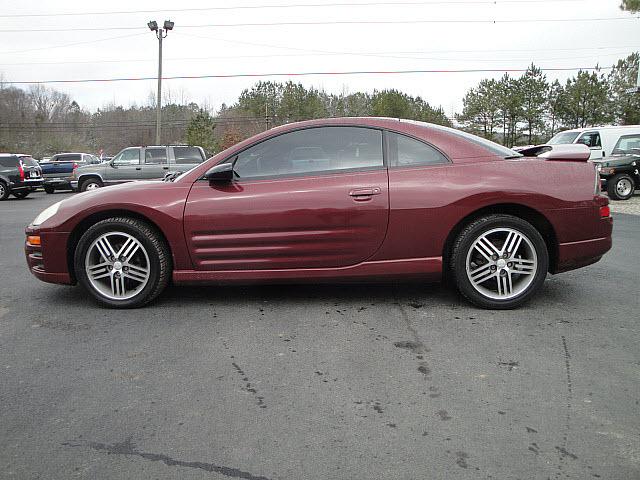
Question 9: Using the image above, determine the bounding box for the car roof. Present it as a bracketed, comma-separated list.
[559, 125, 640, 133]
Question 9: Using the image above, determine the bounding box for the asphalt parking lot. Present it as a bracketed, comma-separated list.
[1, 191, 639, 480]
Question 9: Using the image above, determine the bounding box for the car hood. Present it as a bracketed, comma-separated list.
[594, 154, 639, 167]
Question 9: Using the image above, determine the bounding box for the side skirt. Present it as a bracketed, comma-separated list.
[173, 257, 442, 285]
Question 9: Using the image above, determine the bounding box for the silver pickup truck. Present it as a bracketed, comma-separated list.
[71, 145, 206, 192]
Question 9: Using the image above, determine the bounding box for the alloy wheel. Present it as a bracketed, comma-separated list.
[84, 231, 150, 300]
[465, 227, 538, 300]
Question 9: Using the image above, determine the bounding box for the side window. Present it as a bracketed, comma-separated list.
[113, 148, 140, 165]
[577, 132, 601, 148]
[144, 147, 167, 164]
[388, 131, 449, 167]
[173, 146, 204, 164]
[613, 134, 640, 152]
[0, 157, 17, 167]
[233, 127, 383, 179]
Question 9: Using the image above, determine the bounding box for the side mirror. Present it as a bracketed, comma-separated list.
[204, 162, 234, 182]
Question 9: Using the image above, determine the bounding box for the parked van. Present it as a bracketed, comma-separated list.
[547, 125, 640, 160]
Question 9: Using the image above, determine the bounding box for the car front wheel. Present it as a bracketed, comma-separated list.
[607, 173, 635, 201]
[74, 217, 171, 308]
[12, 190, 29, 199]
[451, 214, 549, 309]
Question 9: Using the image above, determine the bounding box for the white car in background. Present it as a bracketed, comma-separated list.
[547, 125, 640, 160]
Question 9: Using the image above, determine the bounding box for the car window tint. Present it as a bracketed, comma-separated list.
[0, 157, 17, 167]
[388, 132, 448, 167]
[19, 156, 38, 167]
[174, 146, 204, 164]
[115, 149, 141, 165]
[576, 132, 601, 148]
[53, 154, 81, 162]
[145, 147, 167, 164]
[233, 127, 383, 179]
[613, 134, 640, 152]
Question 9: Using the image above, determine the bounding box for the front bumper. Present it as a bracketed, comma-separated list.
[24, 228, 74, 285]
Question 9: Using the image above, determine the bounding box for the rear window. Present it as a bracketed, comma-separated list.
[173, 146, 204, 164]
[0, 156, 18, 167]
[401, 120, 521, 158]
[18, 156, 38, 167]
[52, 154, 82, 162]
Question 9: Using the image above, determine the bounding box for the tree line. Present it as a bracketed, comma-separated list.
[0, 52, 638, 158]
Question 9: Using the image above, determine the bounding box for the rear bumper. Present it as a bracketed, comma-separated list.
[11, 179, 42, 190]
[555, 235, 612, 273]
[43, 177, 73, 189]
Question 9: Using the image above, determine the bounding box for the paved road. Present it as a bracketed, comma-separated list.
[1, 192, 638, 480]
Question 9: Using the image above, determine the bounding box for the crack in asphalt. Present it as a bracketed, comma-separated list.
[63, 437, 273, 480]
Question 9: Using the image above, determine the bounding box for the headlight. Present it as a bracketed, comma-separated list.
[32, 201, 62, 226]
[600, 167, 615, 175]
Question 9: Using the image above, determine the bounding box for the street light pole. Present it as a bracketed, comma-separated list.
[148, 20, 174, 145]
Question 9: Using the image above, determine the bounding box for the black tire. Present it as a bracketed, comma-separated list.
[73, 217, 172, 308]
[43, 185, 55, 194]
[607, 173, 635, 201]
[0, 181, 8, 201]
[450, 214, 549, 310]
[80, 177, 103, 192]
[12, 190, 29, 199]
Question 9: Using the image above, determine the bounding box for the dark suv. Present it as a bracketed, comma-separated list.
[594, 133, 640, 201]
[0, 154, 43, 200]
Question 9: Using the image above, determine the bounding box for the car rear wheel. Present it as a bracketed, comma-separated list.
[607, 173, 635, 201]
[12, 190, 29, 199]
[74, 217, 171, 308]
[0, 182, 8, 201]
[43, 185, 55, 194]
[451, 214, 548, 309]
[80, 178, 103, 192]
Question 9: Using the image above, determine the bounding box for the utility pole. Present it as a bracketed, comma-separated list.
[265, 102, 270, 131]
[148, 20, 174, 144]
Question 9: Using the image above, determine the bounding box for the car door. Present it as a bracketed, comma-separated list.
[142, 147, 169, 179]
[106, 148, 141, 183]
[183, 126, 389, 271]
[576, 131, 603, 159]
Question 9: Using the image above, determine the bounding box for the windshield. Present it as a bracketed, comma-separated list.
[612, 134, 640, 154]
[548, 131, 580, 145]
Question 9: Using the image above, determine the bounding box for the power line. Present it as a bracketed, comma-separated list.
[2, 66, 613, 86]
[0, 0, 588, 18]
[1, 49, 635, 67]
[0, 16, 635, 33]
[0, 32, 146, 55]
[3, 43, 637, 67]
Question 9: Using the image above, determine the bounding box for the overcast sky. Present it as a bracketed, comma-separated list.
[0, 0, 638, 117]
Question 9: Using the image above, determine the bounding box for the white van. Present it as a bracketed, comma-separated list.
[547, 125, 640, 160]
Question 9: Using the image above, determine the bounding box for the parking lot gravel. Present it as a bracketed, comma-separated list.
[1, 191, 639, 480]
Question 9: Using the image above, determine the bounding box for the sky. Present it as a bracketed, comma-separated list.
[0, 0, 638, 118]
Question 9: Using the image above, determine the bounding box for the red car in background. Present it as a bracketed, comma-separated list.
[25, 117, 612, 309]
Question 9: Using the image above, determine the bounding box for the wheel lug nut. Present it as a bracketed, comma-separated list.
[107, 265, 112, 270]
[503, 253, 508, 258]
[500, 271, 506, 276]
[491, 265, 496, 271]
[507, 262, 513, 268]
[123, 266, 129, 272]
[492, 254, 498, 261]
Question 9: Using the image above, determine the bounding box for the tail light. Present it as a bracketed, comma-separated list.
[600, 205, 611, 218]
[18, 160, 25, 181]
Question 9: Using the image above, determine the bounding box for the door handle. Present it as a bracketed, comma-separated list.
[135, 167, 141, 170]
[349, 187, 381, 198]
[163, 166, 169, 169]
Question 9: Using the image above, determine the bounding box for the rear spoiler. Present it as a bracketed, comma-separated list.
[517, 144, 591, 162]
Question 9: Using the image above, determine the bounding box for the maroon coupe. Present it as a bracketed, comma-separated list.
[25, 118, 612, 309]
